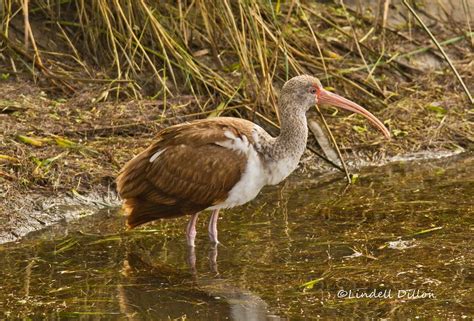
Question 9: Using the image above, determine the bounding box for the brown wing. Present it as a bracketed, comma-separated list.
[116, 117, 256, 228]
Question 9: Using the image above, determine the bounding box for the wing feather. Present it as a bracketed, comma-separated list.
[116, 117, 257, 227]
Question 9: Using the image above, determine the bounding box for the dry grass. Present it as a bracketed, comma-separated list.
[0, 1, 471, 113]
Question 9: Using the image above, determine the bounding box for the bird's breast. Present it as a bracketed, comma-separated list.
[209, 136, 266, 210]
[264, 155, 301, 186]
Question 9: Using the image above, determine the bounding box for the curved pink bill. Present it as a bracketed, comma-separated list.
[317, 88, 391, 139]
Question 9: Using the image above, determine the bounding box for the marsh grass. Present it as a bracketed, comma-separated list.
[1, 0, 471, 117]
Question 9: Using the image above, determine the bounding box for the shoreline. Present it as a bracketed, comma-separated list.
[1, 149, 468, 245]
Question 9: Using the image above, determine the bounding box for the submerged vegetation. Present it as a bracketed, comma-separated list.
[0, 153, 473, 318]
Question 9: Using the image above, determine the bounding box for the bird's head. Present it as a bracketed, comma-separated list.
[281, 75, 391, 139]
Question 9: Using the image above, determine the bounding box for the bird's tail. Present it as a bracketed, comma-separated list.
[123, 198, 193, 228]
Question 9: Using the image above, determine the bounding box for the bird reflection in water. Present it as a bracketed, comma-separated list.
[117, 245, 285, 320]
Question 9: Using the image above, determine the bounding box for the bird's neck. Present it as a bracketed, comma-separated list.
[272, 110, 308, 160]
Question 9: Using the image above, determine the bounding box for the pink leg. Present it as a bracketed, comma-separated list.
[208, 209, 220, 244]
[186, 213, 199, 247]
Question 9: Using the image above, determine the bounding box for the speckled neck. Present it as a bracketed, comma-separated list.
[271, 106, 308, 161]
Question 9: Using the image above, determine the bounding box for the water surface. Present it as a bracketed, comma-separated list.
[1, 154, 472, 319]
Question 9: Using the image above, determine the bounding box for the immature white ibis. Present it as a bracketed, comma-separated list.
[116, 75, 390, 247]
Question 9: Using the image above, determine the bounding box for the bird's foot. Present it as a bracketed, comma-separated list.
[208, 233, 220, 245]
[186, 236, 196, 248]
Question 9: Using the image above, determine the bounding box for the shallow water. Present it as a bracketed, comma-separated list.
[1, 154, 473, 319]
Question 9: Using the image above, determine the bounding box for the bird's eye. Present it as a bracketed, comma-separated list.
[309, 87, 317, 94]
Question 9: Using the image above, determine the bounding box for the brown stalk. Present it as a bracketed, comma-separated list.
[314, 104, 351, 183]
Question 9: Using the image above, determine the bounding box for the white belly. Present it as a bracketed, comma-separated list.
[207, 127, 300, 210]
[209, 137, 266, 210]
[208, 151, 266, 210]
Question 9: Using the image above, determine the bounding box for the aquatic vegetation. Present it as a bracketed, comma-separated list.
[0, 154, 472, 319]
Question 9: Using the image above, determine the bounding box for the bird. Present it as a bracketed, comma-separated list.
[116, 75, 390, 247]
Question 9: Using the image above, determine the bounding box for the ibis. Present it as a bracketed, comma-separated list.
[116, 75, 390, 247]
